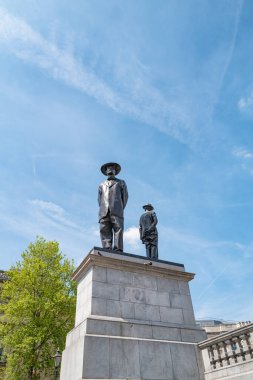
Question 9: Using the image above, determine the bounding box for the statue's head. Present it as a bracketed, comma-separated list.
[101, 162, 121, 178]
[143, 203, 154, 211]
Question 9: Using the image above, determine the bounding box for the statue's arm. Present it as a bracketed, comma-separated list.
[153, 212, 158, 226]
[98, 185, 102, 205]
[148, 212, 158, 231]
[121, 180, 128, 208]
[139, 217, 146, 242]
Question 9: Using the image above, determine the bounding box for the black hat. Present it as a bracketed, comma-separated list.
[143, 203, 154, 210]
[101, 162, 121, 176]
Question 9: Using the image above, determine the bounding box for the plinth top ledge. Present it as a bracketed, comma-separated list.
[73, 247, 195, 283]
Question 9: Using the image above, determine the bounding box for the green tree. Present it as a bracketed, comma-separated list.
[0, 237, 76, 380]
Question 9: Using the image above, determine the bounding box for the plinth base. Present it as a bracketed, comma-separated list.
[60, 248, 206, 380]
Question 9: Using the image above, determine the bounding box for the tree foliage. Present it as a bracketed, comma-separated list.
[0, 237, 76, 379]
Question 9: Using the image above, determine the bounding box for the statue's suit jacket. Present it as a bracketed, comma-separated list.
[139, 211, 158, 241]
[98, 178, 128, 221]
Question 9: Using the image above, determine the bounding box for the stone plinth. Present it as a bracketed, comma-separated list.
[60, 248, 206, 380]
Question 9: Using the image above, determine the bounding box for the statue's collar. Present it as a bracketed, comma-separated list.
[106, 178, 117, 187]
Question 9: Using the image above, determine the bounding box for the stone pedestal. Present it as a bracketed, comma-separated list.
[60, 248, 206, 380]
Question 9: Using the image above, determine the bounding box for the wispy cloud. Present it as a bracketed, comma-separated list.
[233, 147, 253, 159]
[210, 0, 244, 109]
[0, 198, 84, 239]
[0, 7, 194, 145]
[232, 147, 253, 174]
[0, 195, 100, 266]
[196, 289, 253, 322]
[196, 262, 232, 301]
[30, 153, 97, 179]
[0, 4, 245, 149]
[160, 226, 245, 270]
[238, 92, 253, 111]
[159, 224, 253, 319]
[0, 8, 118, 108]
[30, 199, 80, 230]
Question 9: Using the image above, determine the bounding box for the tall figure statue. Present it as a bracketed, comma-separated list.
[98, 162, 128, 252]
[139, 203, 158, 259]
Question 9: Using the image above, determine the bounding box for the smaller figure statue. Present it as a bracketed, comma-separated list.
[139, 203, 158, 259]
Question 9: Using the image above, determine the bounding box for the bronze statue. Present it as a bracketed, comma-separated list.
[98, 162, 128, 252]
[139, 203, 158, 259]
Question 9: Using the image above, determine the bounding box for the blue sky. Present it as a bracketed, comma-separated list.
[1, 0, 253, 322]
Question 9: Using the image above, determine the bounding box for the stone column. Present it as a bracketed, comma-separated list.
[60, 247, 206, 380]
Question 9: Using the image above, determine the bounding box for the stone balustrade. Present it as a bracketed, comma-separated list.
[199, 323, 253, 380]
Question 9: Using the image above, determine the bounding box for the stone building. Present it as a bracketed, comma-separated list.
[197, 319, 252, 339]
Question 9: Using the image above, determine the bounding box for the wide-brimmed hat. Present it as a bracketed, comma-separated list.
[143, 203, 154, 210]
[101, 162, 121, 175]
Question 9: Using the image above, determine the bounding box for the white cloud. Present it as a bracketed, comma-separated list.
[124, 226, 141, 251]
[238, 93, 253, 111]
[232, 147, 253, 175]
[233, 148, 253, 159]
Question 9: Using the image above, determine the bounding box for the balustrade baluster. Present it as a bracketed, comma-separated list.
[230, 339, 238, 364]
[222, 340, 230, 366]
[216, 343, 223, 367]
[237, 335, 246, 362]
[209, 346, 216, 369]
[244, 333, 253, 359]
